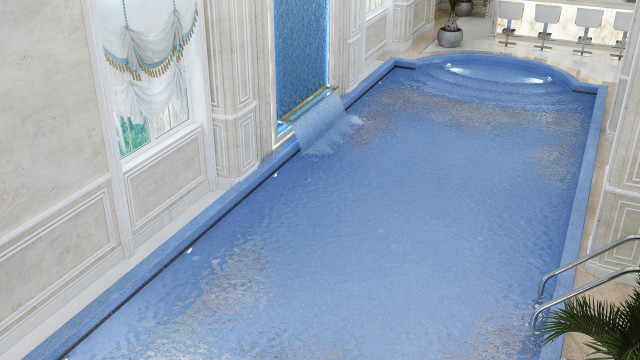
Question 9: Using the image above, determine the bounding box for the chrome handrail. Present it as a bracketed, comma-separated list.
[530, 266, 640, 328]
[536, 234, 640, 299]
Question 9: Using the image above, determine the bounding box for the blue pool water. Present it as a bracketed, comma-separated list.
[63, 55, 601, 359]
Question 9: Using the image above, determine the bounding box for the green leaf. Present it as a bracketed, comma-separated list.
[536, 275, 640, 360]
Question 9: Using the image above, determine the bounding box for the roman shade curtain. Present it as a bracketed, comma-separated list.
[99, 0, 197, 122]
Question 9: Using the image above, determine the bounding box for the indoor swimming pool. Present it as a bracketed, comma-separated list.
[31, 53, 606, 359]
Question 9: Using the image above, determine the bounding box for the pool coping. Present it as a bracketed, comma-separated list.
[28, 53, 607, 360]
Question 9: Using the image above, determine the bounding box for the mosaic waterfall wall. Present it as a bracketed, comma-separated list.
[274, 0, 329, 118]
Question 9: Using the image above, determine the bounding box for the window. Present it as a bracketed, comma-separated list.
[115, 91, 190, 158]
[367, 0, 383, 12]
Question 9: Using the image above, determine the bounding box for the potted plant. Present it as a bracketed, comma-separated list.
[437, 0, 463, 48]
[456, 0, 494, 18]
[536, 275, 640, 359]
[455, 0, 474, 17]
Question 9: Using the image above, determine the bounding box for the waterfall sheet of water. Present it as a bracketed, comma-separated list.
[291, 92, 362, 156]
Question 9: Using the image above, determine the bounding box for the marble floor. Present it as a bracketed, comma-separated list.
[374, 10, 634, 360]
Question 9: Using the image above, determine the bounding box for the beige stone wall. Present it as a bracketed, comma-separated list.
[587, 1, 640, 284]
[0, 0, 109, 237]
[0, 0, 123, 340]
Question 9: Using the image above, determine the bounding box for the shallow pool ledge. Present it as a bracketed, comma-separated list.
[25, 138, 300, 360]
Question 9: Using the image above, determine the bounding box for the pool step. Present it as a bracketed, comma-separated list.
[402, 67, 582, 108]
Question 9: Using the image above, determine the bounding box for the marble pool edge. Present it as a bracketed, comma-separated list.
[27, 53, 606, 360]
[538, 69, 608, 360]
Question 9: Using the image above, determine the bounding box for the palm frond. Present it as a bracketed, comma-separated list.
[536, 275, 640, 360]
[537, 296, 623, 346]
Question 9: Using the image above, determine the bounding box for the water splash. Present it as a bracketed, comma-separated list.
[292, 92, 362, 157]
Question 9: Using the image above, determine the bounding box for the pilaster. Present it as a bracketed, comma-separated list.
[606, 3, 639, 141]
[203, 0, 273, 187]
[392, 0, 434, 51]
[330, 0, 364, 95]
[588, 1, 640, 285]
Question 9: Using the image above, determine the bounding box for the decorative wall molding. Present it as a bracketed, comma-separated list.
[231, 0, 254, 109]
[216, 164, 258, 189]
[206, 0, 256, 115]
[366, 39, 389, 61]
[391, 38, 414, 52]
[587, 189, 640, 279]
[411, 0, 427, 35]
[131, 180, 210, 249]
[605, 181, 640, 200]
[348, 40, 362, 92]
[238, 112, 258, 173]
[391, 0, 433, 51]
[585, 260, 640, 286]
[212, 121, 228, 177]
[330, 0, 365, 96]
[80, 0, 136, 259]
[124, 125, 207, 233]
[211, 101, 258, 121]
[0, 178, 119, 334]
[604, 3, 640, 141]
[0, 247, 124, 356]
[204, 0, 270, 182]
[365, 8, 390, 59]
[606, 77, 627, 142]
[393, 6, 401, 44]
[0, 174, 112, 249]
[204, 0, 223, 112]
[605, 201, 640, 264]
[1, 0, 216, 356]
[211, 104, 259, 180]
[350, 0, 362, 39]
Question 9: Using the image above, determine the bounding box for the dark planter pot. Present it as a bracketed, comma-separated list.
[437, 28, 463, 48]
[455, 1, 474, 17]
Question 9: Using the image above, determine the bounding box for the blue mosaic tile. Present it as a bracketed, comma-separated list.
[274, 0, 329, 118]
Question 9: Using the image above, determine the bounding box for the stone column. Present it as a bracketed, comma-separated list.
[203, 0, 274, 188]
[330, 0, 364, 95]
[605, 4, 640, 141]
[587, 9, 640, 285]
[391, 0, 435, 51]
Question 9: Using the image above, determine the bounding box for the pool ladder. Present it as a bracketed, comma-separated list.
[530, 234, 640, 327]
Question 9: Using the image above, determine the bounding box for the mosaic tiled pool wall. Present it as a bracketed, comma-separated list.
[274, 0, 329, 118]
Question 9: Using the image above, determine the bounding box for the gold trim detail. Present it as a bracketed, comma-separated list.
[279, 85, 338, 125]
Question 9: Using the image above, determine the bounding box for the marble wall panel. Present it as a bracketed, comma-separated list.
[366, 11, 389, 55]
[0, 188, 116, 325]
[126, 130, 205, 229]
[590, 191, 640, 269]
[412, 0, 427, 34]
[0, 0, 109, 237]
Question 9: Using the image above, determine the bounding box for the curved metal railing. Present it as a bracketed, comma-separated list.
[536, 234, 640, 299]
[531, 266, 640, 327]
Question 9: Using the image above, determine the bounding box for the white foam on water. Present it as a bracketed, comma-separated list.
[291, 92, 362, 156]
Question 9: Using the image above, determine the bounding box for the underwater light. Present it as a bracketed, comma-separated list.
[447, 67, 466, 75]
[526, 77, 545, 84]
